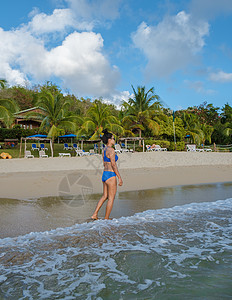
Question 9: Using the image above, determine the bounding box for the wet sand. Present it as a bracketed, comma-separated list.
[0, 152, 232, 238]
[1, 182, 232, 238]
[0, 151, 232, 199]
[0, 165, 231, 199]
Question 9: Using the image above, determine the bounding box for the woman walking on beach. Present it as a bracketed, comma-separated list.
[91, 129, 123, 220]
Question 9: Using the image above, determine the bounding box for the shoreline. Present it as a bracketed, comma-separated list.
[0, 165, 231, 199]
[0, 151, 232, 237]
[0, 152, 231, 199]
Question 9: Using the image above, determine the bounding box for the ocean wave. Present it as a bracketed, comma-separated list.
[0, 197, 232, 245]
[0, 198, 232, 299]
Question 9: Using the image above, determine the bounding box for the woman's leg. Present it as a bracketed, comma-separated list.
[91, 182, 108, 219]
[104, 176, 117, 219]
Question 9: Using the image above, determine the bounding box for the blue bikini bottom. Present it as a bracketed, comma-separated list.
[102, 171, 116, 182]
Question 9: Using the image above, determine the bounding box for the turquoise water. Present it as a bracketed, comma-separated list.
[0, 186, 232, 299]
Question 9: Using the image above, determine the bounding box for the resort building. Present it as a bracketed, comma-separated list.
[14, 107, 45, 129]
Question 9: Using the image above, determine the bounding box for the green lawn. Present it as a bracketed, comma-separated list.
[0, 141, 142, 159]
[0, 142, 98, 158]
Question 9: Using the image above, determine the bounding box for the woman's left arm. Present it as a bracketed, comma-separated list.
[109, 149, 123, 186]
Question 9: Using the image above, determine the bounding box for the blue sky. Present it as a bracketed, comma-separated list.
[0, 0, 232, 110]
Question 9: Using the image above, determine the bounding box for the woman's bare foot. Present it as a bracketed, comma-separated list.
[91, 215, 98, 220]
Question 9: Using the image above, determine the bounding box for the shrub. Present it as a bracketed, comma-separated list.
[135, 146, 143, 152]
[0, 127, 40, 141]
[169, 141, 185, 151]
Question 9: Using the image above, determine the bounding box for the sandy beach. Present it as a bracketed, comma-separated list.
[1, 151, 232, 293]
[0, 151, 231, 199]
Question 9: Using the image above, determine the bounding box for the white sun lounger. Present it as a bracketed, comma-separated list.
[154, 145, 167, 151]
[146, 145, 153, 152]
[115, 144, 130, 153]
[75, 150, 89, 156]
[89, 149, 97, 155]
[59, 153, 71, 157]
[187, 144, 204, 152]
[25, 150, 34, 158]
[39, 150, 48, 158]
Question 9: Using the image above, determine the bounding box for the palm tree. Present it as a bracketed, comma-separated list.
[182, 112, 204, 145]
[0, 79, 19, 127]
[29, 91, 78, 144]
[201, 123, 214, 146]
[0, 79, 7, 89]
[121, 85, 162, 145]
[77, 100, 126, 140]
[0, 98, 19, 128]
[212, 120, 232, 144]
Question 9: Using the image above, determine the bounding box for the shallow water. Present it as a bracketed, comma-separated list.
[0, 183, 232, 299]
[1, 182, 232, 238]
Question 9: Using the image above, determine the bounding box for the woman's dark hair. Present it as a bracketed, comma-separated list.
[101, 129, 113, 144]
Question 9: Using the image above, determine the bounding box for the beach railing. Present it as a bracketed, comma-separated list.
[202, 145, 213, 152]
[215, 144, 232, 152]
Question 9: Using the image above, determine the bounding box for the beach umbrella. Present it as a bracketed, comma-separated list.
[26, 134, 47, 138]
[58, 134, 76, 138]
[58, 134, 77, 144]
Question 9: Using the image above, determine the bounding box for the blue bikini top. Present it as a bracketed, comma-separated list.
[103, 146, 118, 162]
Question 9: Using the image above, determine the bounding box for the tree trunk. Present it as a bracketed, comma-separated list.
[52, 136, 55, 155]
[139, 129, 141, 146]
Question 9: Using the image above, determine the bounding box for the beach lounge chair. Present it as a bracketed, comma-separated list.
[40, 144, 48, 151]
[115, 144, 129, 153]
[187, 144, 196, 152]
[100, 144, 106, 152]
[59, 153, 71, 157]
[73, 143, 79, 150]
[75, 149, 90, 156]
[31, 143, 39, 151]
[146, 145, 153, 152]
[25, 150, 34, 158]
[64, 143, 72, 150]
[203, 148, 212, 152]
[154, 145, 167, 151]
[39, 150, 48, 158]
[187, 144, 204, 152]
[121, 143, 132, 151]
[89, 149, 97, 155]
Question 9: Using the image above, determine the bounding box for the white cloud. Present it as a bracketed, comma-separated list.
[0, 0, 124, 101]
[209, 71, 232, 83]
[28, 7, 40, 19]
[65, 0, 122, 23]
[27, 8, 93, 34]
[103, 90, 131, 109]
[184, 80, 215, 95]
[0, 23, 120, 97]
[132, 11, 209, 78]
[0, 27, 50, 82]
[190, 0, 232, 20]
[0, 62, 27, 86]
[46, 31, 120, 96]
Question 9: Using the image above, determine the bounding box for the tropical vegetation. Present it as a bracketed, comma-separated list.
[0, 80, 232, 153]
[27, 90, 78, 145]
[76, 100, 126, 140]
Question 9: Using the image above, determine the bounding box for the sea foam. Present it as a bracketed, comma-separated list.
[0, 198, 232, 299]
